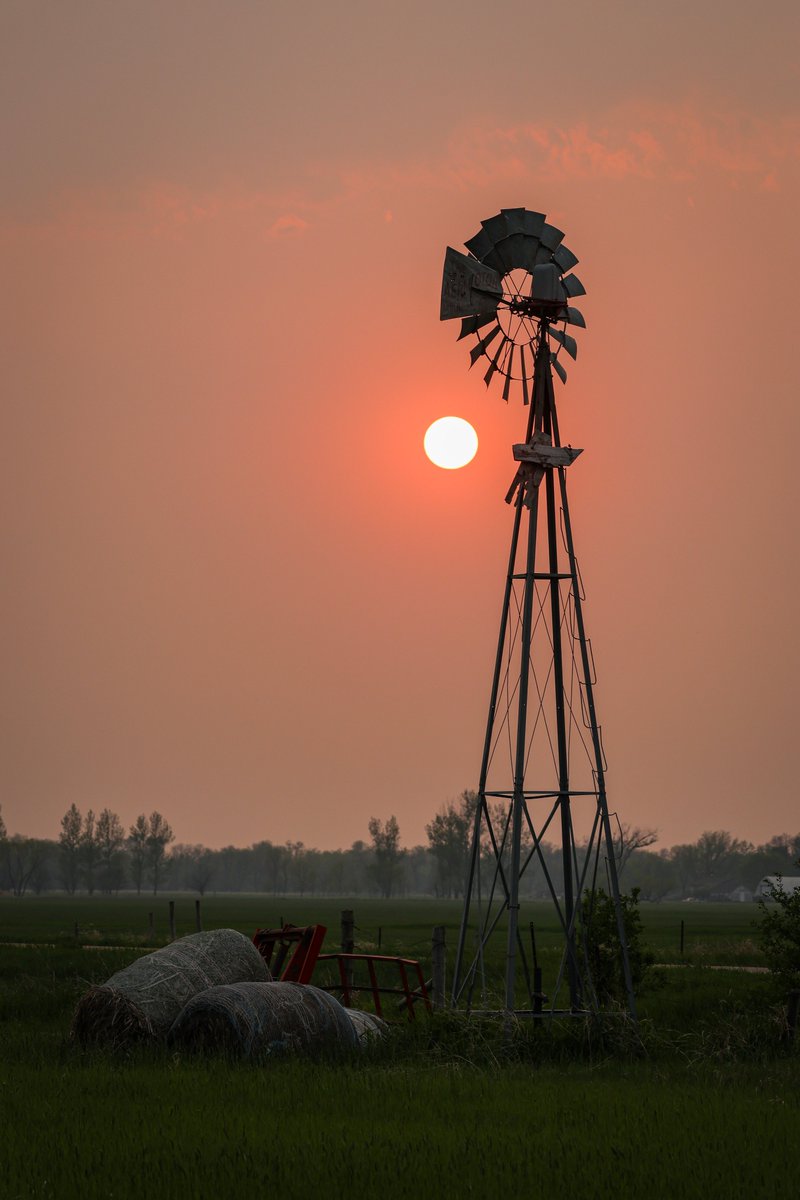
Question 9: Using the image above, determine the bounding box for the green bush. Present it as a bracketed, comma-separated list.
[757, 872, 800, 993]
[580, 886, 655, 1005]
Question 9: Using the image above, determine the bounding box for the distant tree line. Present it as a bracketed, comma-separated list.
[0, 797, 798, 900]
[0, 805, 174, 897]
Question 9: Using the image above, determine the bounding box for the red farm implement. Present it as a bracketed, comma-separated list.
[252, 923, 431, 1020]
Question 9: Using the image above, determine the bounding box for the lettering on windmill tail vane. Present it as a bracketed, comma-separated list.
[444, 269, 498, 305]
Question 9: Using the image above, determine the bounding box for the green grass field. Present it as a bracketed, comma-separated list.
[1, 896, 798, 1199]
[0, 891, 768, 961]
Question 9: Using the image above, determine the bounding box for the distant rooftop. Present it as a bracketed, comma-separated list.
[756, 876, 800, 895]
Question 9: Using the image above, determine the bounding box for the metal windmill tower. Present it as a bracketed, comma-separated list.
[440, 208, 636, 1019]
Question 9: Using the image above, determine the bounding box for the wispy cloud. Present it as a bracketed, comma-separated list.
[266, 213, 310, 238]
[445, 103, 799, 189]
[2, 99, 797, 244]
[448, 121, 666, 184]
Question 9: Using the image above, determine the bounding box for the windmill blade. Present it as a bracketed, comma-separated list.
[502, 344, 516, 402]
[562, 273, 586, 298]
[469, 322, 501, 366]
[540, 223, 565, 251]
[519, 345, 530, 406]
[458, 312, 497, 340]
[494, 237, 516, 274]
[440, 247, 502, 320]
[483, 335, 509, 387]
[501, 208, 527, 236]
[516, 235, 541, 273]
[565, 306, 586, 328]
[481, 246, 506, 274]
[481, 213, 510, 243]
[551, 354, 568, 385]
[523, 210, 546, 238]
[497, 232, 531, 272]
[464, 227, 494, 262]
[549, 328, 578, 360]
[553, 244, 579, 273]
[479, 223, 509, 268]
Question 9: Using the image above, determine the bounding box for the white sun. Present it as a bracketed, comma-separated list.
[424, 416, 478, 470]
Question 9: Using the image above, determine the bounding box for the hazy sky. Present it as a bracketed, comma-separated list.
[2, 1, 799, 852]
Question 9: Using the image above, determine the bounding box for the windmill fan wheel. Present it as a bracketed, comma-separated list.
[439, 207, 587, 399]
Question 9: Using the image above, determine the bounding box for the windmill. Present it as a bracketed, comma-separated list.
[440, 207, 636, 1019]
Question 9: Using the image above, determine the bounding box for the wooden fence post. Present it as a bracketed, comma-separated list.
[341, 909, 354, 953]
[432, 925, 446, 1010]
[341, 909, 354, 1000]
[168, 900, 176, 942]
[195, 899, 202, 932]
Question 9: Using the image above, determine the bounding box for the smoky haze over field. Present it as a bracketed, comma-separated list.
[1, 1, 799, 850]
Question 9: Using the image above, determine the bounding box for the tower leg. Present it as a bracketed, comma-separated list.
[544, 464, 580, 1010]
[557, 468, 637, 1020]
[452, 495, 525, 1006]
[505, 480, 540, 1011]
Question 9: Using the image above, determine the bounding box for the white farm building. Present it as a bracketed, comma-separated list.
[756, 876, 800, 899]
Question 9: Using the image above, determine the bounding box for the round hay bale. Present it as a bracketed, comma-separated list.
[71, 929, 270, 1047]
[346, 1008, 389, 1046]
[168, 981, 359, 1059]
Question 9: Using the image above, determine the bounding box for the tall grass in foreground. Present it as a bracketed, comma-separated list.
[3, 1056, 800, 1200]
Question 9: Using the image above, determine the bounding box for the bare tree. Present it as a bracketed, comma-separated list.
[758, 832, 800, 861]
[128, 814, 149, 895]
[80, 809, 98, 895]
[96, 809, 126, 893]
[294, 847, 319, 896]
[694, 830, 749, 893]
[252, 841, 288, 894]
[172, 844, 216, 895]
[284, 840, 305, 892]
[614, 821, 659, 877]
[188, 850, 215, 896]
[0, 804, 6, 841]
[368, 815, 405, 898]
[5, 837, 51, 897]
[59, 804, 83, 894]
[146, 811, 175, 895]
[426, 791, 474, 897]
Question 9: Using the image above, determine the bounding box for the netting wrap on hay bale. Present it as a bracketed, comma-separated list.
[71, 929, 271, 1047]
[168, 981, 359, 1059]
[346, 1009, 388, 1046]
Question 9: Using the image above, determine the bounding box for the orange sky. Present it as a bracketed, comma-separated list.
[2, 1, 799, 851]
